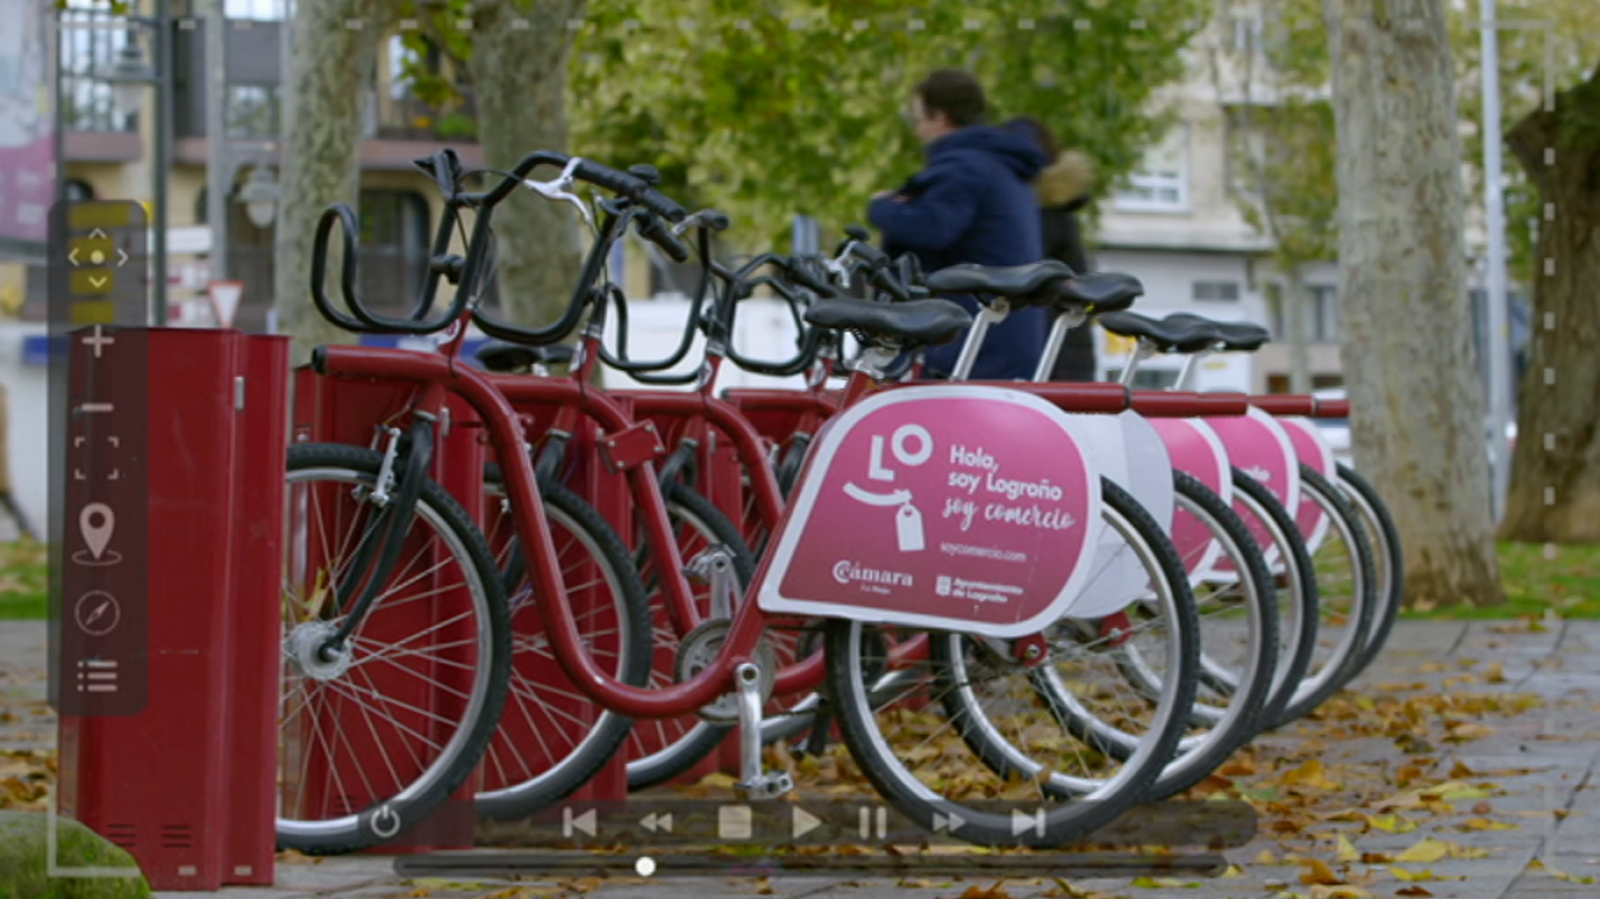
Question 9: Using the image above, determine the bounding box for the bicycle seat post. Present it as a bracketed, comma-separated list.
[1032, 303, 1091, 381]
[1117, 338, 1159, 386]
[947, 299, 1010, 381]
[1172, 344, 1223, 392]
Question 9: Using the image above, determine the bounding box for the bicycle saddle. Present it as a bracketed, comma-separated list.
[1161, 313, 1271, 352]
[803, 296, 973, 347]
[1097, 310, 1221, 354]
[476, 342, 577, 373]
[923, 260, 1074, 307]
[1058, 272, 1145, 314]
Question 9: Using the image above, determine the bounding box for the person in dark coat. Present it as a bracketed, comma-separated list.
[868, 70, 1049, 381]
[1002, 116, 1099, 383]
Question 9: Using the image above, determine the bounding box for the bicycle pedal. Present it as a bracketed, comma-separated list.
[734, 771, 795, 802]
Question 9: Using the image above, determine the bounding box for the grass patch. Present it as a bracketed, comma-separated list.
[1400, 541, 1600, 620]
[0, 539, 48, 619]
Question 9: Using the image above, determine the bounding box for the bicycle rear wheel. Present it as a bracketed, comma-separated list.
[280, 443, 510, 854]
[1329, 463, 1404, 688]
[624, 481, 750, 790]
[823, 479, 1200, 847]
[1270, 466, 1378, 725]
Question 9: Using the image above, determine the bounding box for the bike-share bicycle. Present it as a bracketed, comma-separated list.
[281, 150, 1202, 852]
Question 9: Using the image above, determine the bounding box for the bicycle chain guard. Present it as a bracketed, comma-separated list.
[674, 618, 778, 724]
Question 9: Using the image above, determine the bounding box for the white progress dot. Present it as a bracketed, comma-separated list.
[635, 856, 656, 877]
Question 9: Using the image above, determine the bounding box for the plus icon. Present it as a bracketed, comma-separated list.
[81, 326, 115, 359]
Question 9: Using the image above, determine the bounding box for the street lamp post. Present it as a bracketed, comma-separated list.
[101, 0, 174, 326]
[1480, 0, 1513, 522]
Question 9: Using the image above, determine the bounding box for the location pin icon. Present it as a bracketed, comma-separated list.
[80, 503, 115, 560]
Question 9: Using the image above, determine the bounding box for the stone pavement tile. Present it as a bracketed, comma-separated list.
[1556, 622, 1600, 654]
[1518, 674, 1600, 698]
[1382, 621, 1469, 651]
[1456, 619, 1565, 648]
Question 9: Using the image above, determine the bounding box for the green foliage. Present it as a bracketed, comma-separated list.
[1211, 0, 1338, 274]
[1447, 0, 1599, 286]
[379, 0, 1206, 247]
[565, 0, 1208, 247]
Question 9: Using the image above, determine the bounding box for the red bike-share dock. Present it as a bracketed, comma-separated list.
[55, 327, 570, 890]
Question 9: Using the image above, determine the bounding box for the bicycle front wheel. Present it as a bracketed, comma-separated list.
[477, 472, 652, 819]
[280, 443, 510, 854]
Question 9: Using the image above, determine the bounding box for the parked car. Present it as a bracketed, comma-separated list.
[1309, 388, 1516, 472]
[1311, 388, 1353, 469]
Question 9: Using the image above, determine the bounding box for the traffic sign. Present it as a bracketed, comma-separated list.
[208, 280, 244, 329]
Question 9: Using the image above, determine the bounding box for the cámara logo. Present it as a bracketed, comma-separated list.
[832, 560, 915, 588]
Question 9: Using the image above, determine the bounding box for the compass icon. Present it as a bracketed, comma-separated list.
[74, 591, 121, 636]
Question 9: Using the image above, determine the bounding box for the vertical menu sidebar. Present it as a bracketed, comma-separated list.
[48, 200, 149, 717]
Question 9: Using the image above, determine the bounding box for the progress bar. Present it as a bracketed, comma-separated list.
[394, 850, 1231, 879]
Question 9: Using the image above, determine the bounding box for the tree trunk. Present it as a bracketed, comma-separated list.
[1284, 264, 1314, 393]
[468, 0, 587, 329]
[1500, 63, 1600, 543]
[1323, 0, 1504, 608]
[274, 0, 400, 367]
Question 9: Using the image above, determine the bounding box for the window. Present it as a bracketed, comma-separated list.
[1309, 284, 1338, 341]
[225, 85, 280, 138]
[1113, 126, 1189, 212]
[1193, 281, 1240, 302]
[224, 0, 288, 19]
[57, 7, 138, 133]
[1231, 12, 1260, 54]
[356, 190, 431, 315]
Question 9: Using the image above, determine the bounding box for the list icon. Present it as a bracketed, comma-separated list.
[77, 659, 119, 693]
[73, 503, 121, 566]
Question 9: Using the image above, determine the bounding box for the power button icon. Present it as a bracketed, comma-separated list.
[370, 804, 403, 839]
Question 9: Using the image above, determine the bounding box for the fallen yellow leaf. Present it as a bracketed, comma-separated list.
[1300, 859, 1343, 886]
[1282, 759, 1341, 790]
[1366, 813, 1418, 833]
[1396, 840, 1450, 863]
[1461, 817, 1517, 831]
[1309, 887, 1370, 899]
[1335, 834, 1360, 863]
[1389, 868, 1436, 883]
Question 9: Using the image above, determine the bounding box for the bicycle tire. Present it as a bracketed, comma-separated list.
[477, 470, 653, 820]
[280, 443, 511, 855]
[624, 481, 753, 791]
[1224, 467, 1321, 730]
[1330, 463, 1404, 686]
[1269, 465, 1378, 726]
[943, 475, 1262, 804]
[823, 478, 1201, 847]
[1140, 470, 1281, 798]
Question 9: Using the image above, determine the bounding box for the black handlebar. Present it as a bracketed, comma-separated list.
[309, 147, 695, 341]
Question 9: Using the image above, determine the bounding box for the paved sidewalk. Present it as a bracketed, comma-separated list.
[4, 619, 1599, 899]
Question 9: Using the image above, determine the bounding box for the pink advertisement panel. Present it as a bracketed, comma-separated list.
[756, 386, 1102, 638]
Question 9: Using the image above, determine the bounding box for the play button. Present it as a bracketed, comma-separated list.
[792, 805, 824, 840]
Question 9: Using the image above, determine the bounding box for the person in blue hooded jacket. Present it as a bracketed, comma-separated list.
[868, 69, 1049, 381]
